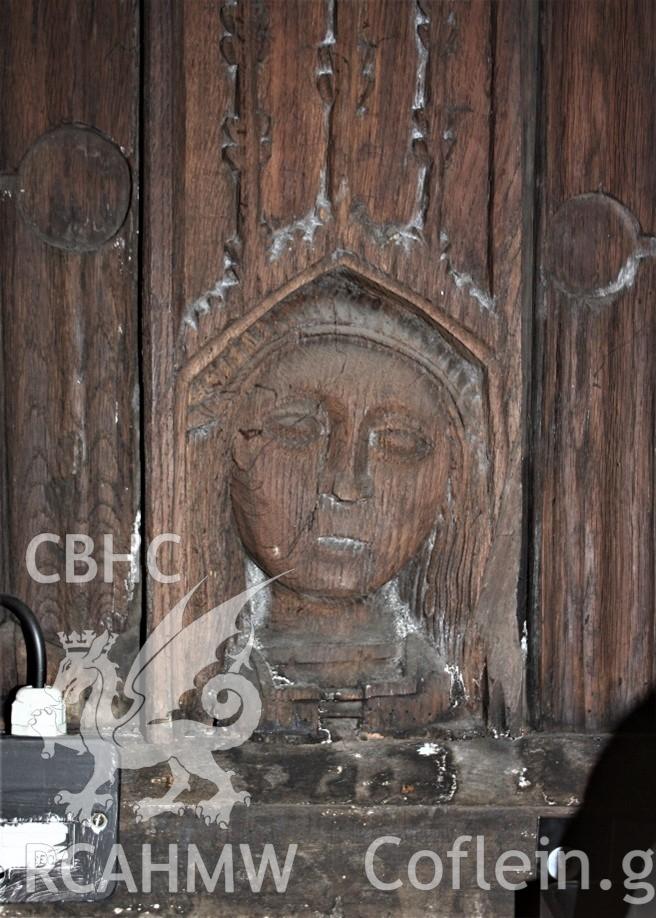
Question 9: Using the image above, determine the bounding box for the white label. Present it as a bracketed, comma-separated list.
[0, 820, 69, 872]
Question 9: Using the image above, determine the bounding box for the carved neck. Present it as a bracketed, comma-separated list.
[257, 581, 404, 688]
[268, 582, 385, 633]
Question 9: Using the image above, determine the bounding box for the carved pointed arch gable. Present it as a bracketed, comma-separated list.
[169, 255, 521, 731]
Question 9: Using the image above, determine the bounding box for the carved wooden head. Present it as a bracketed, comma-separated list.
[230, 334, 453, 598]
[179, 270, 492, 704]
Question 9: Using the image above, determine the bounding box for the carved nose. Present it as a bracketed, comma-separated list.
[320, 422, 372, 502]
[330, 468, 372, 502]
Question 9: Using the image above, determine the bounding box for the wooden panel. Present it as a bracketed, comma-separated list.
[19, 792, 545, 916]
[534, 0, 656, 729]
[170, 733, 604, 811]
[0, 1, 141, 709]
[144, 0, 537, 735]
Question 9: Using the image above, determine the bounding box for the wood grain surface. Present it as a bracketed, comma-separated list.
[533, 0, 656, 730]
[0, 0, 141, 715]
[144, 0, 534, 736]
[0, 733, 607, 917]
[2, 0, 655, 744]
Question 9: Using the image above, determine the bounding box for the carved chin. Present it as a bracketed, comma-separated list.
[278, 566, 372, 600]
[245, 538, 418, 600]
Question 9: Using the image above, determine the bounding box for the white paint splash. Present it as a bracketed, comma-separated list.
[183, 246, 239, 331]
[378, 578, 419, 640]
[269, 170, 331, 261]
[124, 509, 141, 604]
[244, 557, 271, 634]
[270, 668, 294, 687]
[444, 662, 467, 705]
[417, 741, 441, 756]
[512, 767, 531, 789]
[443, 256, 496, 311]
[578, 253, 639, 300]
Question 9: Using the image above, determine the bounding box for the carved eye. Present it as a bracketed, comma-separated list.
[370, 426, 433, 461]
[265, 407, 325, 449]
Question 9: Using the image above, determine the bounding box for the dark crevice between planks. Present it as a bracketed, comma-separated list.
[520, 0, 542, 731]
[0, 212, 18, 725]
[486, 0, 497, 300]
[137, 0, 148, 651]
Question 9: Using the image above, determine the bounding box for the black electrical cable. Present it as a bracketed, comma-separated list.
[0, 594, 46, 689]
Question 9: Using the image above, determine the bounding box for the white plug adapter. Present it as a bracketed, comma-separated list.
[11, 686, 66, 737]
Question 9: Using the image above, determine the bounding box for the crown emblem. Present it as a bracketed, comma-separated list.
[57, 630, 97, 652]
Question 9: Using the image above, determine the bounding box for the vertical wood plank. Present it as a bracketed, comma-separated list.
[143, 0, 535, 735]
[142, 0, 183, 652]
[0, 0, 141, 712]
[142, 0, 240, 664]
[535, 0, 656, 729]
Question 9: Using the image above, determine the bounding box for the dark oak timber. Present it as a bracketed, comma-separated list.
[0, 1, 141, 713]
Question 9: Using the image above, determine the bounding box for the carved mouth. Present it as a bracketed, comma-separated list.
[315, 535, 369, 552]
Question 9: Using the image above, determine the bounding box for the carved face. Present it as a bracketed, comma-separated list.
[230, 336, 450, 598]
